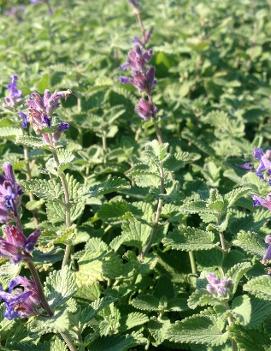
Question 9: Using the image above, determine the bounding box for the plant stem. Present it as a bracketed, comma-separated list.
[135, 10, 146, 40]
[102, 132, 107, 163]
[45, 0, 53, 15]
[219, 232, 227, 252]
[153, 118, 163, 144]
[23, 146, 39, 226]
[141, 161, 165, 257]
[26, 258, 53, 317]
[60, 331, 77, 351]
[188, 251, 197, 275]
[227, 315, 238, 351]
[52, 150, 72, 268]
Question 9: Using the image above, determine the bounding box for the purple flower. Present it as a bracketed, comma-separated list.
[0, 225, 40, 263]
[253, 148, 264, 160]
[120, 12, 157, 121]
[135, 98, 158, 120]
[18, 112, 28, 129]
[120, 44, 152, 72]
[0, 163, 22, 223]
[239, 162, 253, 171]
[261, 235, 271, 264]
[26, 89, 71, 145]
[0, 276, 40, 319]
[252, 194, 271, 211]
[4, 75, 22, 108]
[206, 273, 232, 297]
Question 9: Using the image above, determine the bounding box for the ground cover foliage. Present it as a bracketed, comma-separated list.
[1, 0, 271, 350]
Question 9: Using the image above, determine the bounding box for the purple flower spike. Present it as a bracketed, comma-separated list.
[135, 98, 158, 120]
[4, 75, 22, 108]
[0, 276, 40, 319]
[0, 225, 40, 263]
[18, 112, 28, 129]
[206, 273, 232, 297]
[0, 163, 22, 223]
[27, 89, 71, 145]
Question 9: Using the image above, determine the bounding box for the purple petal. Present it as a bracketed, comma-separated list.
[253, 148, 264, 160]
[24, 229, 40, 253]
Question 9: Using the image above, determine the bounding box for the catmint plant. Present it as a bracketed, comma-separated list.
[0, 162, 76, 350]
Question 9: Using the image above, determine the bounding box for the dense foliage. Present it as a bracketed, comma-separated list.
[1, 0, 271, 350]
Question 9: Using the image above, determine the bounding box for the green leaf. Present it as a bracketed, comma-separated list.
[45, 267, 77, 309]
[22, 179, 62, 200]
[232, 231, 265, 257]
[110, 216, 152, 251]
[90, 334, 140, 351]
[46, 174, 87, 223]
[244, 275, 271, 300]
[231, 295, 252, 326]
[188, 289, 224, 309]
[89, 178, 130, 197]
[226, 262, 252, 294]
[0, 127, 22, 137]
[16, 135, 48, 149]
[122, 312, 149, 331]
[247, 297, 271, 328]
[163, 226, 217, 251]
[50, 337, 68, 351]
[165, 315, 228, 346]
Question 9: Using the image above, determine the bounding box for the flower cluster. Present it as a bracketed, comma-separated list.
[119, 27, 157, 120]
[26, 89, 71, 145]
[4, 75, 22, 108]
[206, 273, 232, 297]
[0, 225, 40, 263]
[241, 148, 271, 183]
[0, 277, 41, 319]
[0, 163, 23, 224]
[0, 163, 42, 319]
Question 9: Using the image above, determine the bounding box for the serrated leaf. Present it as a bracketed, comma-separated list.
[188, 289, 223, 309]
[226, 262, 252, 294]
[231, 295, 251, 326]
[110, 216, 152, 251]
[244, 275, 271, 300]
[232, 231, 265, 257]
[90, 334, 139, 351]
[89, 178, 130, 197]
[122, 312, 149, 331]
[22, 179, 62, 200]
[45, 267, 76, 308]
[50, 338, 68, 351]
[166, 315, 228, 346]
[163, 226, 217, 251]
[0, 127, 23, 137]
[16, 135, 48, 149]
